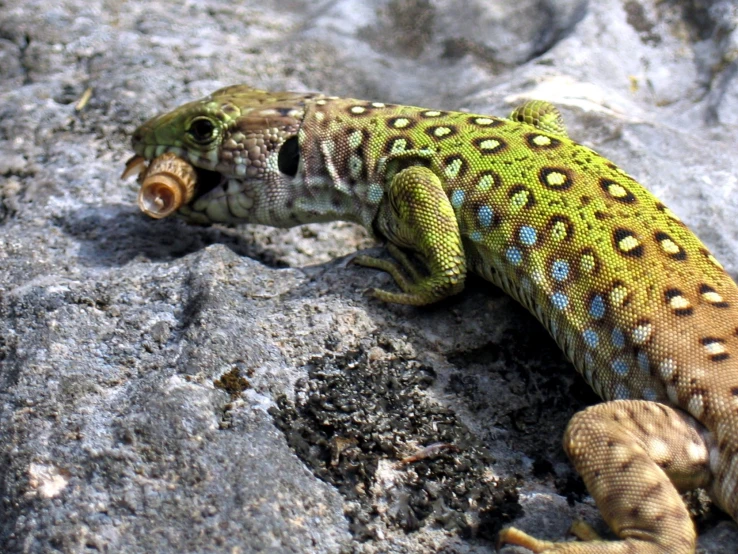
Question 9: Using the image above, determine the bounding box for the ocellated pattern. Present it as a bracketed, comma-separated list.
[130, 86, 738, 554]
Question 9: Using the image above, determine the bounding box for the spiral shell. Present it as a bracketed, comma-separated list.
[135, 152, 197, 219]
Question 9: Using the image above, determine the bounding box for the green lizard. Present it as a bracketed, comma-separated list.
[128, 85, 738, 553]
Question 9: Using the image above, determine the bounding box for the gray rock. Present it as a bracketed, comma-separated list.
[1, 1, 736, 553]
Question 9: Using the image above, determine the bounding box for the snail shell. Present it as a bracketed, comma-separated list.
[136, 152, 197, 219]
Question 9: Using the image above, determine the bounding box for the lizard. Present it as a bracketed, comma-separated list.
[127, 85, 738, 554]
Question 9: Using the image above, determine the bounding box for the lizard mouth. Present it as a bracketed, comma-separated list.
[122, 153, 224, 218]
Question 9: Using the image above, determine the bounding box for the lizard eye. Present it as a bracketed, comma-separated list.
[187, 117, 217, 144]
[277, 136, 300, 177]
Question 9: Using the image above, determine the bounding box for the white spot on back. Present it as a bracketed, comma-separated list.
[632, 323, 652, 344]
[669, 295, 691, 310]
[703, 341, 727, 356]
[348, 130, 363, 149]
[687, 441, 707, 464]
[688, 394, 705, 419]
[647, 438, 670, 463]
[659, 358, 677, 380]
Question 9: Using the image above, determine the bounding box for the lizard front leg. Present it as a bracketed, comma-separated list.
[353, 165, 467, 306]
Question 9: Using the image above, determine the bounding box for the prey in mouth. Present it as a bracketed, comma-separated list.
[121, 153, 223, 219]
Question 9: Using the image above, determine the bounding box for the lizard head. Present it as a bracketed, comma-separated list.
[125, 85, 321, 224]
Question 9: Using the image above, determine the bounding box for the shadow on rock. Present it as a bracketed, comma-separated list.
[56, 205, 262, 267]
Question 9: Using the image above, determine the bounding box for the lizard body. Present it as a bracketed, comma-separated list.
[130, 85, 738, 553]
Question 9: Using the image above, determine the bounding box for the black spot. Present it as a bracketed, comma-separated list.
[539, 167, 573, 191]
[613, 228, 644, 258]
[383, 136, 415, 155]
[599, 178, 636, 203]
[507, 185, 535, 209]
[425, 125, 458, 139]
[579, 248, 599, 274]
[476, 170, 503, 191]
[525, 133, 561, 150]
[421, 110, 447, 118]
[593, 211, 611, 221]
[346, 104, 373, 116]
[698, 284, 730, 308]
[700, 337, 730, 362]
[386, 117, 416, 130]
[664, 288, 684, 299]
[473, 136, 508, 155]
[664, 288, 693, 316]
[547, 215, 573, 241]
[468, 115, 504, 127]
[730, 387, 738, 396]
[654, 231, 687, 260]
[443, 155, 468, 179]
[277, 136, 300, 177]
[611, 280, 633, 307]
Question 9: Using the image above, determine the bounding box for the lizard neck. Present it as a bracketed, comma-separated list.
[292, 102, 386, 229]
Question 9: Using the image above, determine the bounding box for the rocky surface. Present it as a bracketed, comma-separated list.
[1, 1, 737, 553]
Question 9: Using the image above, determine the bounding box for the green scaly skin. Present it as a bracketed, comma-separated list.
[130, 86, 738, 554]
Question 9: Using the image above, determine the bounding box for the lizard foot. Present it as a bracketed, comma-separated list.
[498, 522, 604, 553]
[353, 243, 463, 306]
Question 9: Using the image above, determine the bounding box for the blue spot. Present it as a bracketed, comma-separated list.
[584, 352, 594, 369]
[451, 190, 465, 209]
[643, 387, 658, 401]
[551, 291, 569, 310]
[614, 384, 630, 399]
[611, 358, 629, 375]
[611, 328, 625, 349]
[589, 295, 605, 319]
[637, 351, 650, 372]
[469, 231, 483, 242]
[551, 259, 570, 282]
[477, 205, 494, 227]
[367, 183, 384, 203]
[582, 329, 599, 348]
[506, 247, 523, 265]
[519, 225, 537, 246]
